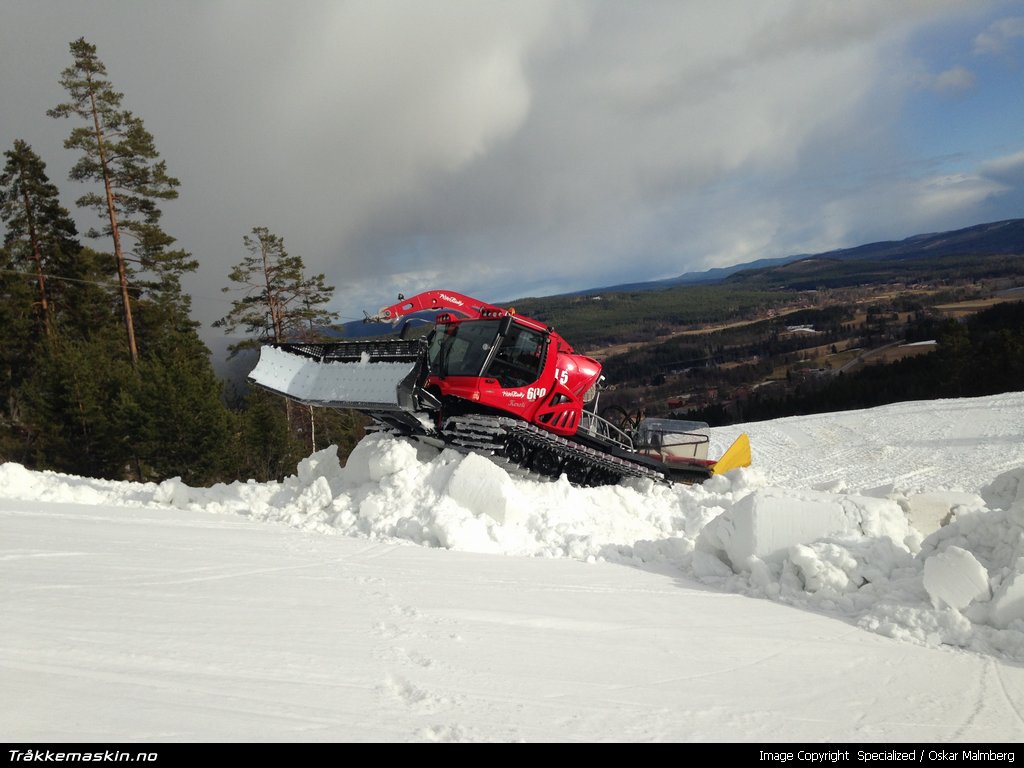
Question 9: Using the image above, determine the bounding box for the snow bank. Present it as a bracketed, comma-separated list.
[5, 410, 1024, 660]
[695, 486, 915, 567]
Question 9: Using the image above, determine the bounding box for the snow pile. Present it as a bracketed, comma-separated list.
[5, 394, 1024, 661]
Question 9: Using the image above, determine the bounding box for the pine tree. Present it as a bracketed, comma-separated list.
[217, 226, 349, 458]
[215, 226, 340, 351]
[38, 38, 235, 483]
[0, 140, 81, 339]
[48, 37, 191, 366]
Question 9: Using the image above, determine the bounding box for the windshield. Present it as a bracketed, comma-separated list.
[428, 320, 500, 377]
[484, 321, 546, 388]
[427, 318, 547, 388]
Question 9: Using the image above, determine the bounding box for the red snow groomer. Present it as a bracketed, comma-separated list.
[248, 289, 751, 486]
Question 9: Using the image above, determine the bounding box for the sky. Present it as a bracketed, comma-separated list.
[4, 391, 1024, 743]
[3, 1, 1024, 358]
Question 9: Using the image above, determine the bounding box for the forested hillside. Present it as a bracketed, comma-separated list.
[578, 266, 1024, 429]
[685, 299, 1024, 426]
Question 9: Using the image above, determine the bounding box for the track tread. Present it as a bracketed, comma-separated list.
[443, 414, 668, 486]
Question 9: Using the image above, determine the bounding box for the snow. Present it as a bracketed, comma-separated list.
[4, 392, 1024, 743]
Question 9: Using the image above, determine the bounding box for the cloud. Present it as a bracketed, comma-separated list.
[184, 0, 1015, 313]
[811, 148, 1024, 253]
[2, 0, 1021, 337]
[974, 15, 1024, 55]
[272, 3, 562, 191]
[914, 65, 977, 94]
[331, 1, 959, 295]
[909, 172, 1008, 221]
[979, 149, 1024, 185]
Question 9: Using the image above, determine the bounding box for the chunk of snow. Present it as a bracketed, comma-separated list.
[446, 452, 528, 526]
[982, 468, 1024, 524]
[342, 432, 421, 484]
[790, 541, 862, 594]
[990, 565, 1024, 629]
[922, 545, 991, 610]
[697, 488, 852, 571]
[901, 492, 985, 536]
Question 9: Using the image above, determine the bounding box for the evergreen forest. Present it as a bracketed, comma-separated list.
[0, 39, 366, 483]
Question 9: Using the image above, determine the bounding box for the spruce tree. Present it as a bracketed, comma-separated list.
[0, 142, 84, 461]
[0, 140, 81, 339]
[229, 389, 308, 482]
[0, 243, 36, 460]
[23, 329, 135, 477]
[48, 37, 191, 366]
[123, 344, 232, 485]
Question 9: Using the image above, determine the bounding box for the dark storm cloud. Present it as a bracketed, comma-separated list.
[2, 0, 1022, 338]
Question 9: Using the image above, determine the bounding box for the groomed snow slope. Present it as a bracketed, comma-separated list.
[5, 392, 1024, 656]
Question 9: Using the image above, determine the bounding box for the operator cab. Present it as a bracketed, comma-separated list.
[427, 316, 548, 389]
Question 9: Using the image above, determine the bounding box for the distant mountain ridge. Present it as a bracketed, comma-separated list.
[803, 218, 1024, 263]
[555, 218, 1024, 296]
[328, 218, 1024, 344]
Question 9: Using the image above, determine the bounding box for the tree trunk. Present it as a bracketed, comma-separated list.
[309, 405, 316, 452]
[17, 182, 54, 340]
[89, 85, 138, 367]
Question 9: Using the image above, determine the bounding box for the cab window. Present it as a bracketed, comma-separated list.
[428, 320, 499, 377]
[486, 323, 546, 388]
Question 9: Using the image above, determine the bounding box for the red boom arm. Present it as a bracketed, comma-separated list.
[368, 290, 508, 323]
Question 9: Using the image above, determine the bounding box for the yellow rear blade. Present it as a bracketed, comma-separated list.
[712, 433, 751, 475]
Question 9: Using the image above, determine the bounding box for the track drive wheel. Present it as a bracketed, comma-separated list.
[589, 468, 622, 487]
[563, 459, 592, 486]
[532, 448, 563, 479]
[505, 435, 528, 467]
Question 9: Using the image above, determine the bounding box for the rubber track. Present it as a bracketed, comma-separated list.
[443, 415, 668, 486]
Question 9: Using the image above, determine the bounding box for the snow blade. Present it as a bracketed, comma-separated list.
[711, 433, 751, 476]
[248, 340, 428, 412]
